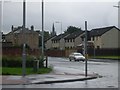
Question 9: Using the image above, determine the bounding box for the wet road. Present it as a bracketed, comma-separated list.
[3, 57, 119, 88]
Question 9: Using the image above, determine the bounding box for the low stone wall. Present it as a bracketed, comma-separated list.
[2, 47, 41, 57]
[45, 49, 77, 57]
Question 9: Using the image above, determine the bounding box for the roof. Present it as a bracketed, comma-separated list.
[52, 33, 69, 41]
[64, 30, 84, 39]
[45, 35, 57, 42]
[7, 26, 39, 35]
[90, 26, 119, 37]
[80, 31, 91, 40]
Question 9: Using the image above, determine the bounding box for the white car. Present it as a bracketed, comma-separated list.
[69, 52, 85, 61]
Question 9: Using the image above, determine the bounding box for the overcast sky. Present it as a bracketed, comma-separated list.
[0, 0, 119, 34]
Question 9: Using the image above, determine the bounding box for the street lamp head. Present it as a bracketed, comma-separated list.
[113, 5, 120, 8]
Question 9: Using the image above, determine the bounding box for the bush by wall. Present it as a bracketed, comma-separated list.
[2, 56, 34, 67]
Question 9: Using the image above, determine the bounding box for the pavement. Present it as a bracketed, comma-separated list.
[1, 58, 118, 85]
[1, 67, 99, 85]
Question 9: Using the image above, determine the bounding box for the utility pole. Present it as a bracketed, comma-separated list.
[0, 1, 3, 32]
[93, 43, 95, 58]
[85, 21, 88, 77]
[41, 0, 44, 59]
[113, 1, 120, 28]
[22, 0, 26, 77]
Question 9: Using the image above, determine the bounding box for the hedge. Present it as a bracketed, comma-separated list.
[2, 56, 34, 67]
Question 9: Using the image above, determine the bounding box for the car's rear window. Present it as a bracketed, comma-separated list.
[74, 53, 82, 56]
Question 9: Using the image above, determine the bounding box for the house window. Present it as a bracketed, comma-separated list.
[65, 39, 66, 42]
[67, 39, 69, 42]
[70, 39, 72, 42]
[97, 46, 100, 49]
[82, 37, 84, 41]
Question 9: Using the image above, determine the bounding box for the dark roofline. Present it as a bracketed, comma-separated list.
[64, 30, 84, 39]
[90, 26, 119, 37]
[52, 33, 69, 41]
[113, 26, 120, 31]
[45, 35, 57, 42]
[80, 31, 91, 40]
[7, 26, 39, 35]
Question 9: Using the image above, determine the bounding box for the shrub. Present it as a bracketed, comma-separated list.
[2, 56, 34, 67]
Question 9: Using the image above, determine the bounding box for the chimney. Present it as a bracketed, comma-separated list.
[11, 25, 14, 31]
[31, 25, 34, 31]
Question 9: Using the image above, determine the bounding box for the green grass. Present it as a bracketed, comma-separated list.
[0, 67, 52, 75]
[90, 56, 120, 59]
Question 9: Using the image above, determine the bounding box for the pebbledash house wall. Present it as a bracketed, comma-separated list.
[101, 27, 120, 49]
[91, 27, 120, 49]
[5, 32, 39, 49]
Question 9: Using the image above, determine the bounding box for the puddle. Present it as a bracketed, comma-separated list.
[107, 85, 115, 88]
[45, 76, 55, 78]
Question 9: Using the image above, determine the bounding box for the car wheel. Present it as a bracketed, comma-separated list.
[74, 58, 77, 61]
[82, 60, 85, 62]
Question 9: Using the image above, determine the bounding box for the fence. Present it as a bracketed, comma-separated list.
[78, 48, 120, 56]
[93, 48, 120, 56]
[45, 49, 65, 57]
[3, 47, 119, 57]
[2, 47, 41, 57]
[45, 49, 77, 57]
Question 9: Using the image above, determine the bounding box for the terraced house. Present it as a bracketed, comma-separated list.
[46, 26, 120, 50]
[51, 33, 69, 50]
[89, 26, 120, 49]
[64, 30, 84, 49]
[45, 35, 57, 50]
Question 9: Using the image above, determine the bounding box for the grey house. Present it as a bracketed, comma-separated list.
[45, 35, 57, 50]
[64, 30, 84, 49]
[5, 26, 39, 49]
[89, 26, 120, 49]
[46, 26, 120, 50]
[51, 33, 69, 50]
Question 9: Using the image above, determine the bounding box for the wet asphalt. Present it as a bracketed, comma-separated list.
[2, 57, 119, 88]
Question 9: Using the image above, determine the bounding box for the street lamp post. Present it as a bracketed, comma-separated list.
[93, 45, 95, 58]
[22, 0, 26, 77]
[55, 21, 62, 34]
[85, 21, 88, 77]
[0, 1, 3, 33]
[41, 0, 44, 61]
[113, 1, 120, 28]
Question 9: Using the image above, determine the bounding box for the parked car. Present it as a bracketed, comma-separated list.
[69, 52, 85, 61]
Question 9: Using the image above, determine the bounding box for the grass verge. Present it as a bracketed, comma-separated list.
[0, 67, 52, 75]
[90, 56, 120, 60]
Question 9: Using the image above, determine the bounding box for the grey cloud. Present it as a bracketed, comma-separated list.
[2, 1, 118, 34]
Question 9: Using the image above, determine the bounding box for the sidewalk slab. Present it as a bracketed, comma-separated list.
[28, 74, 98, 84]
[2, 76, 29, 85]
[1, 63, 99, 85]
[1, 73, 99, 85]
